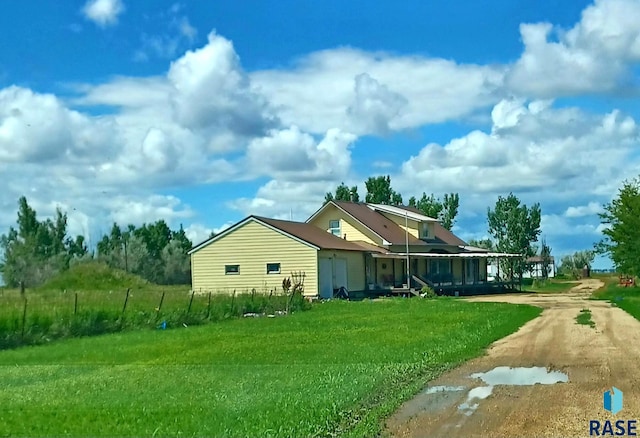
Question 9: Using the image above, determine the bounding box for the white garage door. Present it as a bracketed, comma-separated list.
[334, 258, 348, 290]
[318, 258, 333, 299]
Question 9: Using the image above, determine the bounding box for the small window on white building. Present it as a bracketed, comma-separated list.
[225, 264, 240, 275]
[266, 263, 281, 274]
[329, 219, 341, 236]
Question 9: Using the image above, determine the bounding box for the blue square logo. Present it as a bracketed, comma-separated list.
[604, 387, 623, 415]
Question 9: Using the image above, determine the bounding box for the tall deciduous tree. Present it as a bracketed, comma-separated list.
[559, 250, 595, 279]
[487, 193, 541, 281]
[597, 178, 640, 276]
[364, 175, 402, 205]
[408, 192, 459, 230]
[325, 182, 360, 203]
[468, 238, 495, 251]
[0, 197, 86, 287]
[539, 237, 552, 279]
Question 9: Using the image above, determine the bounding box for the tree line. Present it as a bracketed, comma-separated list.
[0, 197, 193, 288]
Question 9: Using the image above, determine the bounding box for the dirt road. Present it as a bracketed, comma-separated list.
[385, 279, 640, 438]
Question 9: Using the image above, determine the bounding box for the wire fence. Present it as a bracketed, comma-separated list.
[0, 287, 310, 350]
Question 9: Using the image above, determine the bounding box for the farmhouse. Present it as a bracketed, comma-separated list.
[189, 201, 520, 297]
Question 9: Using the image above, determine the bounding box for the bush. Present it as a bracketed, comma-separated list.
[532, 279, 545, 289]
[420, 285, 437, 299]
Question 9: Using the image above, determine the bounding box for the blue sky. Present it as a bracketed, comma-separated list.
[2, 0, 640, 269]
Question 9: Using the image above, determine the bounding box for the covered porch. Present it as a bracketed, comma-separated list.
[365, 252, 523, 295]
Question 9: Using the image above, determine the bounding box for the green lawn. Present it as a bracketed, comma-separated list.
[0, 298, 541, 437]
[522, 278, 578, 293]
[591, 276, 640, 320]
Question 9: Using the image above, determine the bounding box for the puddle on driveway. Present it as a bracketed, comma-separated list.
[458, 366, 568, 416]
[393, 385, 467, 421]
[391, 367, 568, 424]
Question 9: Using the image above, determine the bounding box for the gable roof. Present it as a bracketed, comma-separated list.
[331, 201, 425, 245]
[188, 215, 384, 255]
[367, 203, 438, 222]
[308, 201, 468, 247]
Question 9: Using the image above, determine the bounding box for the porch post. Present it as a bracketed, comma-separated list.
[462, 258, 466, 286]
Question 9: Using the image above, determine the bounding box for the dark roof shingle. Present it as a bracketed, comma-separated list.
[257, 216, 385, 252]
[331, 201, 468, 246]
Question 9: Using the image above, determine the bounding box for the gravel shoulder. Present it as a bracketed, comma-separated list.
[384, 279, 640, 438]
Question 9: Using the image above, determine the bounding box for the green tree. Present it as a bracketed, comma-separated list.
[487, 193, 541, 282]
[408, 192, 459, 230]
[597, 178, 640, 277]
[559, 250, 595, 279]
[325, 182, 360, 203]
[539, 237, 552, 279]
[0, 197, 85, 287]
[364, 175, 402, 205]
[468, 238, 495, 251]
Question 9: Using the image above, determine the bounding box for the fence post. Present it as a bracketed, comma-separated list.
[122, 288, 131, 314]
[21, 298, 28, 338]
[206, 291, 212, 320]
[74, 292, 78, 315]
[157, 291, 166, 314]
[187, 289, 196, 314]
[231, 290, 236, 315]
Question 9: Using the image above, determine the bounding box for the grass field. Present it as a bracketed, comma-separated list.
[0, 298, 540, 437]
[591, 275, 640, 320]
[0, 262, 309, 350]
[521, 278, 578, 293]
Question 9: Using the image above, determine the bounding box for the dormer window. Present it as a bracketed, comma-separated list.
[420, 222, 430, 239]
[329, 220, 341, 236]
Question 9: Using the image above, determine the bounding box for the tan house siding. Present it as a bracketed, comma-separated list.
[191, 221, 318, 296]
[378, 212, 420, 238]
[308, 206, 381, 245]
[318, 249, 366, 292]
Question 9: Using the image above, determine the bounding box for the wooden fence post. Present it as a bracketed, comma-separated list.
[122, 288, 131, 314]
[157, 291, 166, 314]
[187, 289, 196, 314]
[231, 290, 236, 315]
[74, 292, 78, 315]
[206, 292, 212, 320]
[21, 298, 28, 338]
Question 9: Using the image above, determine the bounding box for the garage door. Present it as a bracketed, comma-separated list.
[318, 258, 333, 299]
[334, 258, 348, 290]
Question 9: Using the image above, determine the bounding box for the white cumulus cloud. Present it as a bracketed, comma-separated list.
[82, 0, 124, 27]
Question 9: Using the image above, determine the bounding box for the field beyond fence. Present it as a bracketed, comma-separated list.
[0, 286, 310, 350]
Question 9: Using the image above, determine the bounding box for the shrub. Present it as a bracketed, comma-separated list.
[420, 285, 437, 299]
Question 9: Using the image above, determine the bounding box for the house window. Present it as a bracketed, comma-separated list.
[429, 259, 451, 274]
[266, 263, 281, 274]
[420, 222, 429, 238]
[329, 219, 341, 236]
[225, 264, 240, 275]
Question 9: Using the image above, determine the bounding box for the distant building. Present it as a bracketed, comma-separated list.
[487, 256, 555, 280]
[523, 256, 556, 279]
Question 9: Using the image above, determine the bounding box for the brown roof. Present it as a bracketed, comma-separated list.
[431, 223, 468, 246]
[331, 201, 468, 246]
[256, 216, 381, 252]
[332, 201, 425, 245]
